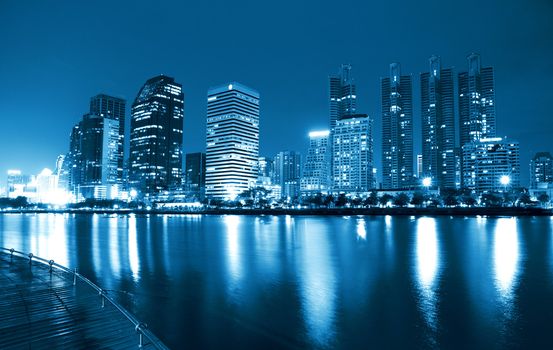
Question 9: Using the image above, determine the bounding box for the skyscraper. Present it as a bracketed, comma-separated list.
[90, 94, 126, 183]
[79, 114, 120, 199]
[329, 64, 357, 130]
[273, 151, 302, 199]
[421, 56, 456, 188]
[530, 152, 553, 189]
[381, 63, 413, 189]
[129, 75, 184, 196]
[205, 82, 260, 200]
[333, 114, 374, 192]
[184, 152, 206, 199]
[301, 130, 331, 194]
[458, 53, 496, 146]
[462, 137, 520, 193]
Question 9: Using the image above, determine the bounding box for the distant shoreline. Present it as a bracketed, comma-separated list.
[1, 207, 551, 217]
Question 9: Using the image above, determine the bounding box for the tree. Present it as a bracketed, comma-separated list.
[379, 194, 393, 207]
[538, 193, 550, 207]
[481, 193, 502, 207]
[443, 194, 459, 207]
[411, 192, 425, 207]
[323, 194, 334, 208]
[461, 195, 478, 207]
[517, 193, 533, 206]
[336, 193, 348, 207]
[364, 191, 378, 207]
[393, 193, 410, 207]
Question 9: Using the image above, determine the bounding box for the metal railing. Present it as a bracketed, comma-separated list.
[1, 247, 169, 350]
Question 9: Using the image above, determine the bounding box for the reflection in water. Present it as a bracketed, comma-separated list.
[128, 214, 140, 281]
[92, 214, 102, 276]
[356, 218, 366, 240]
[415, 217, 441, 334]
[493, 218, 520, 305]
[224, 215, 242, 285]
[298, 221, 337, 347]
[108, 216, 121, 277]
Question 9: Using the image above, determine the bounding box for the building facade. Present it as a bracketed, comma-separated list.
[184, 152, 206, 199]
[301, 130, 331, 194]
[421, 56, 456, 189]
[329, 64, 357, 131]
[381, 63, 413, 189]
[129, 75, 184, 196]
[530, 152, 553, 189]
[205, 82, 260, 200]
[333, 114, 374, 192]
[458, 53, 496, 146]
[89, 94, 126, 183]
[273, 151, 302, 199]
[462, 137, 520, 193]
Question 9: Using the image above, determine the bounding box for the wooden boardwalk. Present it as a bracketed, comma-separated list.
[0, 252, 159, 349]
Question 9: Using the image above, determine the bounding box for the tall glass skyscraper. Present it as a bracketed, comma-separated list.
[329, 64, 356, 131]
[421, 56, 456, 189]
[90, 94, 126, 183]
[273, 151, 302, 199]
[381, 63, 413, 189]
[205, 82, 260, 200]
[458, 53, 496, 146]
[300, 130, 331, 194]
[333, 114, 374, 192]
[129, 75, 184, 196]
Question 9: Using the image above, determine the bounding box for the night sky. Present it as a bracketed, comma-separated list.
[1, 0, 552, 187]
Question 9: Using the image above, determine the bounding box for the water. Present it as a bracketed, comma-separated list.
[1, 213, 553, 349]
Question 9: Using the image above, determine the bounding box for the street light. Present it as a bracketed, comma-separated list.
[499, 175, 511, 186]
[422, 177, 432, 188]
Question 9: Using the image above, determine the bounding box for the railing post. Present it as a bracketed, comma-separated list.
[49, 260, 54, 274]
[135, 323, 146, 348]
[9, 248, 14, 262]
[28, 253, 33, 266]
[73, 268, 77, 285]
[100, 290, 105, 308]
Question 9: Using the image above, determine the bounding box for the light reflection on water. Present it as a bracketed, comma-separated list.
[0, 214, 552, 349]
[414, 217, 441, 336]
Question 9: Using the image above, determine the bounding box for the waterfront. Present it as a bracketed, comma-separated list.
[1, 214, 553, 349]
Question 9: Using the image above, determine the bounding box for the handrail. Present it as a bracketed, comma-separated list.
[1, 247, 169, 350]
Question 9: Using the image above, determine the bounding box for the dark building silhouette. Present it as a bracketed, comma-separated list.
[329, 64, 357, 131]
[381, 62, 413, 189]
[129, 75, 184, 196]
[420, 56, 456, 189]
[530, 152, 553, 189]
[185, 152, 206, 199]
[273, 151, 302, 199]
[458, 53, 496, 146]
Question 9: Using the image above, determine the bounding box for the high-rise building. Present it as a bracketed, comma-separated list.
[184, 152, 206, 199]
[530, 152, 553, 189]
[205, 82, 259, 200]
[381, 63, 413, 189]
[333, 114, 374, 192]
[129, 75, 184, 196]
[421, 56, 456, 188]
[90, 94, 126, 183]
[462, 137, 520, 193]
[458, 53, 496, 146]
[63, 124, 83, 195]
[274, 151, 302, 199]
[329, 64, 357, 130]
[416, 154, 423, 179]
[79, 114, 120, 199]
[301, 130, 331, 194]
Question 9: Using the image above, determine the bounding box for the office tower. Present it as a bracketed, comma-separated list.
[205, 82, 259, 200]
[184, 152, 206, 198]
[332, 114, 374, 192]
[329, 64, 357, 130]
[79, 114, 120, 199]
[421, 56, 456, 188]
[416, 154, 423, 179]
[381, 63, 414, 189]
[458, 53, 496, 146]
[129, 75, 184, 196]
[530, 152, 553, 189]
[301, 130, 331, 194]
[274, 151, 302, 199]
[462, 137, 520, 193]
[90, 94, 126, 183]
[63, 124, 83, 195]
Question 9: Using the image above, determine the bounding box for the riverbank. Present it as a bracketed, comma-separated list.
[1, 206, 551, 216]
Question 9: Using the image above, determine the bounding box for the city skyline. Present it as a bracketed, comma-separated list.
[1, 0, 552, 187]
